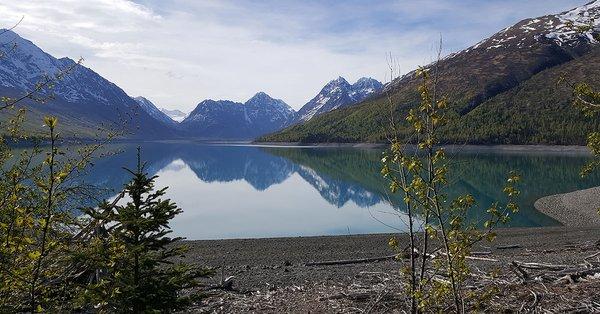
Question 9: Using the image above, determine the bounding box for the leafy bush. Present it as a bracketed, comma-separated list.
[381, 68, 520, 313]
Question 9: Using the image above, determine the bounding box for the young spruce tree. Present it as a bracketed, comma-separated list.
[78, 147, 211, 313]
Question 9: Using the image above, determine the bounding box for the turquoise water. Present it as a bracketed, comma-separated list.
[75, 143, 600, 240]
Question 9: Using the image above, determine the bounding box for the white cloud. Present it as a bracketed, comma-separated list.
[0, 0, 586, 111]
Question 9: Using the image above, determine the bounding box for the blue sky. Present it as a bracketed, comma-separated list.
[0, 0, 586, 111]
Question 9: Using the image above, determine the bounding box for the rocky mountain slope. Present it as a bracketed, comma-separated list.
[179, 77, 382, 139]
[0, 30, 178, 139]
[261, 1, 600, 144]
[0, 29, 387, 141]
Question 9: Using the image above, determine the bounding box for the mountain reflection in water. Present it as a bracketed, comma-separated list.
[77, 143, 599, 239]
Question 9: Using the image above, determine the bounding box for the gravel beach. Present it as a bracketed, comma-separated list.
[185, 226, 600, 312]
[535, 187, 600, 227]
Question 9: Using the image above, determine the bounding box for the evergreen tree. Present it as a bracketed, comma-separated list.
[78, 147, 211, 313]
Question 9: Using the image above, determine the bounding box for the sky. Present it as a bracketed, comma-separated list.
[0, 0, 586, 111]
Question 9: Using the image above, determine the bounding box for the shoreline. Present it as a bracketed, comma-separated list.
[184, 224, 596, 245]
[12, 138, 592, 155]
[186, 226, 600, 312]
[184, 226, 600, 272]
[249, 142, 592, 154]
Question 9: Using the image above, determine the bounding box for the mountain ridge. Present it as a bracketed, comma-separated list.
[259, 1, 600, 144]
[0, 29, 177, 139]
[180, 92, 297, 139]
[0, 28, 385, 141]
[297, 76, 383, 121]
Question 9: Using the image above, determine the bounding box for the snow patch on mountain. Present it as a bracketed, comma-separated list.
[545, 0, 600, 45]
[0, 29, 177, 138]
[386, 0, 600, 94]
[0, 30, 133, 110]
[461, 0, 600, 54]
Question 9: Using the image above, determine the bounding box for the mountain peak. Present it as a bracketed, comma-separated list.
[297, 76, 383, 121]
[352, 77, 383, 90]
[182, 93, 296, 139]
[198, 99, 239, 106]
[244, 92, 295, 118]
[327, 76, 350, 86]
[355, 77, 378, 84]
[254, 91, 269, 97]
[248, 91, 275, 103]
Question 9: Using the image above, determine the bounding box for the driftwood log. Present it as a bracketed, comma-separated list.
[305, 254, 401, 266]
[306, 251, 499, 267]
[497, 244, 521, 250]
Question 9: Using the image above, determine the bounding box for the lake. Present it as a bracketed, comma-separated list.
[75, 143, 599, 240]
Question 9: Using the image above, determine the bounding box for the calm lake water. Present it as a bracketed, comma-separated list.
[76, 143, 599, 240]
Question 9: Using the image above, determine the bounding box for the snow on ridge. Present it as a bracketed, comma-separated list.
[544, 0, 600, 45]
[457, 0, 600, 55]
[386, 1, 600, 100]
[183, 92, 297, 131]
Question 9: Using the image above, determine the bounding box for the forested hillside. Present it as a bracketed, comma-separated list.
[260, 3, 600, 145]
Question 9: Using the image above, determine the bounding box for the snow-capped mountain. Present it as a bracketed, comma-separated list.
[133, 96, 177, 126]
[384, 1, 600, 92]
[350, 77, 385, 102]
[0, 29, 177, 138]
[180, 92, 296, 139]
[384, 0, 600, 116]
[160, 108, 188, 122]
[0, 29, 385, 140]
[297, 77, 383, 121]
